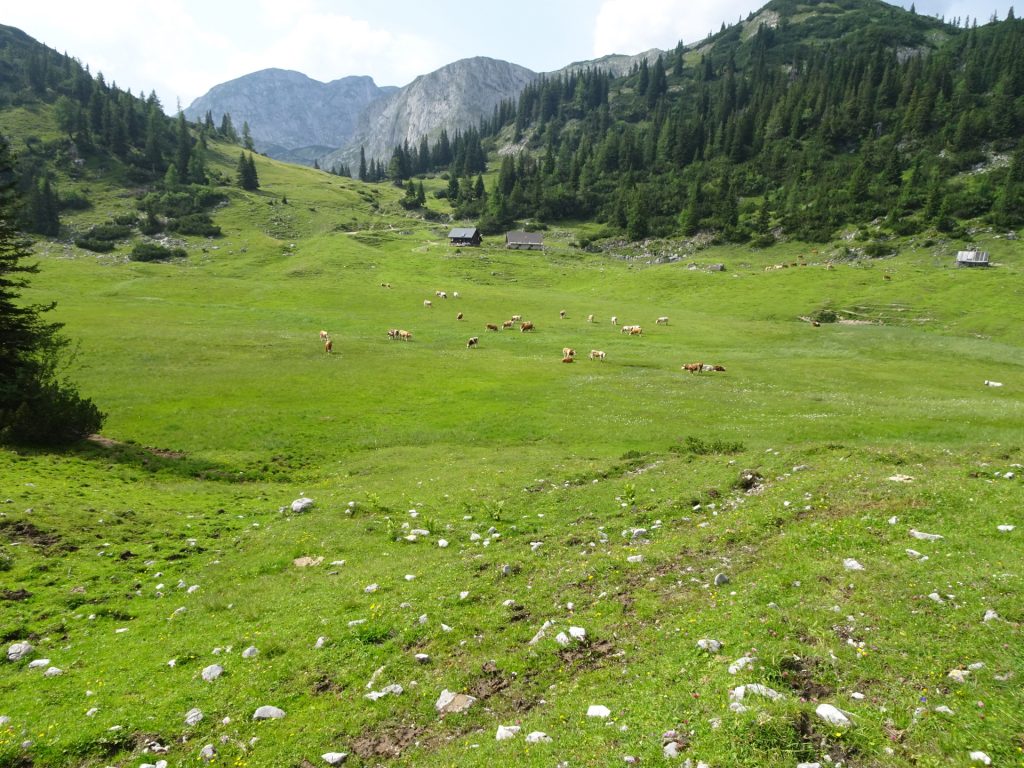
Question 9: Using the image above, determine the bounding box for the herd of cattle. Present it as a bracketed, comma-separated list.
[318, 288, 726, 373]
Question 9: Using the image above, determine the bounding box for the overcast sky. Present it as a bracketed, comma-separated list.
[4, 0, 1013, 112]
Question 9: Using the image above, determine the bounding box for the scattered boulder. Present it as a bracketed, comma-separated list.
[525, 731, 552, 744]
[293, 556, 323, 567]
[435, 689, 477, 714]
[909, 529, 943, 541]
[185, 708, 204, 726]
[290, 497, 315, 513]
[714, 573, 730, 586]
[43, 666, 63, 677]
[697, 639, 723, 653]
[587, 704, 611, 718]
[969, 751, 992, 765]
[815, 703, 852, 727]
[252, 705, 286, 720]
[495, 725, 521, 741]
[242, 646, 259, 658]
[7, 642, 32, 662]
[201, 664, 223, 682]
[843, 558, 865, 571]
[199, 744, 216, 762]
[322, 753, 348, 765]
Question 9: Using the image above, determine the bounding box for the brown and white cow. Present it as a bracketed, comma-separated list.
[562, 347, 576, 358]
[520, 321, 534, 332]
[561, 356, 574, 363]
[457, 312, 464, 320]
[629, 326, 643, 335]
[589, 349, 606, 360]
[387, 328, 400, 339]
[467, 336, 479, 348]
[399, 329, 413, 341]
[502, 320, 514, 329]
[423, 299, 432, 308]
[319, 330, 329, 341]
[324, 338, 333, 354]
[559, 310, 567, 319]
[656, 316, 669, 325]
[682, 362, 703, 373]
[486, 323, 499, 331]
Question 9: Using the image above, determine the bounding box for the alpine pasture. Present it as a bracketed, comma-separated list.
[1, 147, 1022, 768]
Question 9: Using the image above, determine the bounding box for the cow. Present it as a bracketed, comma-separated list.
[611, 316, 618, 325]
[562, 347, 576, 358]
[712, 365, 726, 372]
[399, 330, 413, 341]
[682, 363, 703, 373]
[985, 380, 1003, 387]
[467, 336, 479, 348]
[319, 330, 329, 341]
[587, 314, 595, 323]
[511, 314, 522, 322]
[559, 310, 567, 319]
[656, 316, 669, 325]
[457, 312, 464, 320]
[324, 339, 333, 354]
[436, 290, 447, 299]
[381, 282, 391, 288]
[423, 300, 432, 308]
[387, 329, 400, 339]
[629, 326, 643, 336]
[453, 291, 460, 299]
[502, 320, 514, 329]
[812, 320, 821, 327]
[486, 323, 499, 331]
[589, 350, 606, 360]
[520, 321, 534, 332]
[562, 356, 574, 363]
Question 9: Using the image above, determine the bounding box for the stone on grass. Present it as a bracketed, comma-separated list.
[697, 639, 723, 653]
[714, 573, 730, 586]
[43, 666, 63, 677]
[415, 653, 430, 664]
[314, 636, 328, 649]
[185, 708, 204, 726]
[843, 558, 865, 571]
[0, 716, 10, 726]
[290, 497, 314, 513]
[729, 684, 783, 702]
[199, 744, 216, 761]
[948, 669, 970, 683]
[627, 554, 643, 563]
[242, 646, 258, 658]
[201, 664, 223, 681]
[729, 655, 755, 675]
[364, 583, 379, 594]
[815, 703, 852, 727]
[983, 609, 999, 622]
[587, 704, 611, 718]
[997, 525, 1015, 532]
[435, 689, 477, 714]
[555, 632, 570, 647]
[438, 539, 449, 548]
[7, 642, 32, 661]
[909, 529, 943, 541]
[934, 705, 955, 715]
[365, 684, 403, 701]
[569, 626, 587, 641]
[322, 753, 348, 765]
[293, 556, 323, 567]
[253, 705, 286, 720]
[27, 659, 50, 669]
[525, 731, 552, 744]
[529, 620, 553, 645]
[797, 763, 823, 768]
[969, 751, 992, 765]
[496, 725, 521, 740]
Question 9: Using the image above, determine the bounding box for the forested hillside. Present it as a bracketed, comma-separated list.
[381, 0, 1024, 244]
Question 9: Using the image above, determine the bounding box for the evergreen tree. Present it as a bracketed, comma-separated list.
[358, 147, 368, 182]
[242, 121, 254, 151]
[237, 152, 259, 190]
[0, 137, 104, 445]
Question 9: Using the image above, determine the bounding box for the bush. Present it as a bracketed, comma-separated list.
[671, 435, 745, 456]
[130, 242, 186, 262]
[810, 307, 839, 323]
[58, 191, 92, 211]
[167, 213, 221, 237]
[112, 213, 139, 226]
[74, 236, 115, 253]
[1, 378, 105, 446]
[863, 241, 896, 258]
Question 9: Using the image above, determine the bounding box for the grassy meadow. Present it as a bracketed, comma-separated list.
[1, 145, 1022, 767]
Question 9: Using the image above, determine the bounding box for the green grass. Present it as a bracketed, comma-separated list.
[1, 150, 1022, 768]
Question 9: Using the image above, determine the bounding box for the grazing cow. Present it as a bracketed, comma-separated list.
[502, 320, 514, 329]
[587, 314, 595, 323]
[399, 329, 413, 341]
[324, 338, 333, 354]
[589, 349, 606, 360]
[423, 300, 432, 308]
[453, 291, 460, 299]
[629, 326, 643, 336]
[381, 282, 391, 288]
[319, 330, 329, 341]
[457, 312, 464, 320]
[559, 310, 567, 319]
[611, 316, 618, 325]
[467, 336, 479, 348]
[486, 323, 499, 331]
[520, 321, 534, 332]
[682, 362, 703, 373]
[437, 291, 447, 299]
[387, 328, 400, 339]
[511, 314, 522, 322]
[562, 347, 576, 358]
[562, 356, 574, 363]
[656, 316, 669, 325]
[883, 275, 892, 281]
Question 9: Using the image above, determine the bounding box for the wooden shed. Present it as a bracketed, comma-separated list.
[448, 227, 482, 247]
[505, 231, 544, 250]
[956, 250, 990, 267]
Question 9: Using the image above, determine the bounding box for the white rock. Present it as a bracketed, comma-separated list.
[201, 664, 223, 681]
[365, 684, 403, 701]
[909, 529, 943, 541]
[242, 646, 258, 658]
[348, 619, 366, 627]
[85, 707, 99, 717]
[435, 689, 477, 714]
[459, 591, 470, 600]
[364, 583, 379, 593]
[888, 516, 898, 525]
[934, 705, 955, 715]
[729, 655, 755, 675]
[495, 725, 521, 741]
[696, 639, 723, 653]
[7, 642, 33, 661]
[948, 669, 970, 683]
[185, 708, 204, 725]
[531, 541, 543, 552]
[441, 623, 452, 632]
[928, 592, 945, 604]
[626, 555, 643, 563]
[290, 497, 314, 513]
[438, 539, 449, 548]
[569, 626, 587, 641]
[815, 703, 851, 727]
[27, 659, 50, 669]
[525, 731, 552, 744]
[314, 636, 328, 649]
[469, 532, 482, 541]
[997, 525, 1015, 532]
[843, 558, 865, 571]
[0, 716, 10, 726]
[555, 632, 571, 646]
[969, 751, 992, 765]
[888, 474, 914, 482]
[968, 662, 985, 671]
[906, 549, 924, 559]
[252, 705, 286, 720]
[415, 653, 430, 664]
[529, 620, 553, 645]
[199, 744, 216, 761]
[587, 704, 611, 718]
[663, 742, 680, 758]
[43, 666, 63, 677]
[797, 763, 822, 768]
[322, 753, 348, 765]
[983, 609, 999, 622]
[730, 684, 783, 702]
[714, 573, 730, 586]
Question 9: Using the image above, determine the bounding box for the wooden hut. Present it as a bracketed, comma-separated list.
[448, 227, 482, 247]
[505, 231, 544, 250]
[955, 250, 990, 267]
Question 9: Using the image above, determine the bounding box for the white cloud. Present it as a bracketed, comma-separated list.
[594, 0, 778, 54]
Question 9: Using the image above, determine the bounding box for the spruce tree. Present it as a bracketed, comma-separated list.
[0, 137, 104, 444]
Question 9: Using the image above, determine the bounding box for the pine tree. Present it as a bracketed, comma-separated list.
[242, 121, 254, 151]
[0, 137, 104, 444]
[358, 147, 368, 182]
[237, 152, 259, 191]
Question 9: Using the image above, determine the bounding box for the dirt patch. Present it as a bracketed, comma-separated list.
[1, 588, 32, 601]
[557, 638, 617, 670]
[351, 723, 425, 760]
[0, 520, 64, 550]
[468, 663, 513, 700]
[311, 675, 345, 695]
[87, 434, 186, 459]
[777, 656, 833, 700]
[507, 605, 530, 622]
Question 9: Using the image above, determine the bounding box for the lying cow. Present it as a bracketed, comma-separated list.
[324, 338, 333, 354]
[562, 356, 574, 363]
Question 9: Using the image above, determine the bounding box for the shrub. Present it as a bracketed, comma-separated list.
[74, 236, 115, 253]
[671, 436, 745, 456]
[863, 241, 896, 258]
[810, 307, 839, 323]
[1, 378, 105, 446]
[112, 213, 139, 226]
[58, 191, 92, 211]
[130, 242, 186, 262]
[167, 214, 221, 237]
